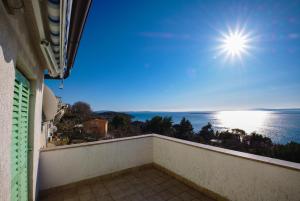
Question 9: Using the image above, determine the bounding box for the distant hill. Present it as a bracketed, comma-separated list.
[250, 108, 300, 111]
[93, 111, 133, 121]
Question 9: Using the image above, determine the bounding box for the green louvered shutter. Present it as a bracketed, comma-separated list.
[11, 70, 30, 201]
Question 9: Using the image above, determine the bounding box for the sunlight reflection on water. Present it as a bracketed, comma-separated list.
[130, 110, 300, 144]
[215, 110, 270, 133]
[212, 110, 292, 144]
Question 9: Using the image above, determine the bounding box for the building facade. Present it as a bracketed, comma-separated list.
[83, 119, 109, 139]
[0, 1, 91, 201]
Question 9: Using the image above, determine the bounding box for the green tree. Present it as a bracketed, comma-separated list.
[272, 141, 300, 163]
[232, 128, 246, 136]
[56, 105, 76, 133]
[109, 114, 133, 137]
[198, 122, 214, 142]
[143, 116, 174, 135]
[110, 115, 131, 129]
[71, 101, 92, 123]
[173, 117, 194, 140]
[56, 101, 92, 133]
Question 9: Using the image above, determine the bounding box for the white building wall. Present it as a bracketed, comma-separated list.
[0, 8, 16, 200]
[29, 74, 44, 201]
[0, 2, 46, 201]
[39, 135, 300, 201]
[39, 135, 154, 190]
[153, 135, 300, 201]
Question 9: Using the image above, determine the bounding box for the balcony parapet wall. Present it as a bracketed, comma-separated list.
[39, 134, 300, 201]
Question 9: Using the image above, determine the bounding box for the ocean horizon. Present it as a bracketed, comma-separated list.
[125, 109, 300, 144]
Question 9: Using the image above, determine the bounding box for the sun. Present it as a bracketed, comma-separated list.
[217, 27, 252, 61]
[223, 32, 248, 56]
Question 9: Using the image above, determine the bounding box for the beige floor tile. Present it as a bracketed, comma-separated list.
[40, 167, 216, 201]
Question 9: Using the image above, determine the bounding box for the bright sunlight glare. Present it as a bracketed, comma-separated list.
[217, 27, 252, 61]
[216, 111, 270, 134]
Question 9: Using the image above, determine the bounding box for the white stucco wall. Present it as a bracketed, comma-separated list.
[29, 74, 44, 201]
[153, 135, 300, 201]
[39, 134, 300, 201]
[39, 135, 154, 190]
[0, 7, 16, 200]
[0, 2, 46, 201]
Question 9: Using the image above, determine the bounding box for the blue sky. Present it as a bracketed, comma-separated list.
[47, 0, 300, 111]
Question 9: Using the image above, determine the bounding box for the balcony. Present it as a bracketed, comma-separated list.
[39, 134, 300, 201]
[40, 166, 215, 201]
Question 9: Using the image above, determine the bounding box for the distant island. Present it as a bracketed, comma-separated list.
[93, 111, 133, 121]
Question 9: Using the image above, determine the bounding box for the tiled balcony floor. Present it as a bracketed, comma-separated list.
[40, 167, 216, 201]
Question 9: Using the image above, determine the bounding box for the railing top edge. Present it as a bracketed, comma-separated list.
[152, 134, 300, 171]
[40, 134, 154, 152]
[40, 133, 300, 171]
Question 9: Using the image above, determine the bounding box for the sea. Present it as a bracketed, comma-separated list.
[127, 109, 300, 144]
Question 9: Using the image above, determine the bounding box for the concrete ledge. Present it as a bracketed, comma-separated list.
[41, 134, 300, 171]
[40, 134, 153, 152]
[39, 134, 300, 201]
[153, 135, 300, 201]
[39, 135, 153, 190]
[152, 134, 300, 171]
